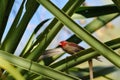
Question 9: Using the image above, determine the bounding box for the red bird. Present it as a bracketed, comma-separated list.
[59, 41, 84, 55]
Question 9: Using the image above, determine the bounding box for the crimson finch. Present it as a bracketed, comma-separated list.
[59, 41, 84, 55]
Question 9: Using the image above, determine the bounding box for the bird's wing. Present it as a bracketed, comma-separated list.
[68, 42, 84, 50]
[38, 48, 65, 60]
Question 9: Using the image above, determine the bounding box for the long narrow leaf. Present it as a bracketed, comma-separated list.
[68, 66, 117, 79]
[112, 0, 120, 11]
[0, 0, 14, 42]
[81, 66, 117, 79]
[69, 13, 119, 43]
[0, 57, 25, 80]
[20, 19, 50, 56]
[3, 0, 26, 46]
[1, 0, 39, 53]
[0, 50, 80, 80]
[75, 4, 119, 18]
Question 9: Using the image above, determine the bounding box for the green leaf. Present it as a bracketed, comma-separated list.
[68, 66, 117, 79]
[0, 0, 14, 42]
[20, 19, 50, 57]
[112, 0, 120, 11]
[68, 13, 119, 43]
[75, 4, 119, 18]
[1, 0, 39, 53]
[0, 50, 80, 80]
[0, 57, 25, 80]
[3, 0, 26, 45]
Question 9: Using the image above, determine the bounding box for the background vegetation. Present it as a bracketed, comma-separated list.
[0, 0, 120, 80]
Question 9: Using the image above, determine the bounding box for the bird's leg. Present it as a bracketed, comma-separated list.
[88, 59, 93, 80]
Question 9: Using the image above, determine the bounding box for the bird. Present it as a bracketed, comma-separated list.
[59, 40, 94, 80]
[59, 41, 84, 55]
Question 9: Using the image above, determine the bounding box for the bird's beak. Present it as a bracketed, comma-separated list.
[59, 43, 62, 46]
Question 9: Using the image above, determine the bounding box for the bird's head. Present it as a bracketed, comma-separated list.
[59, 41, 68, 47]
